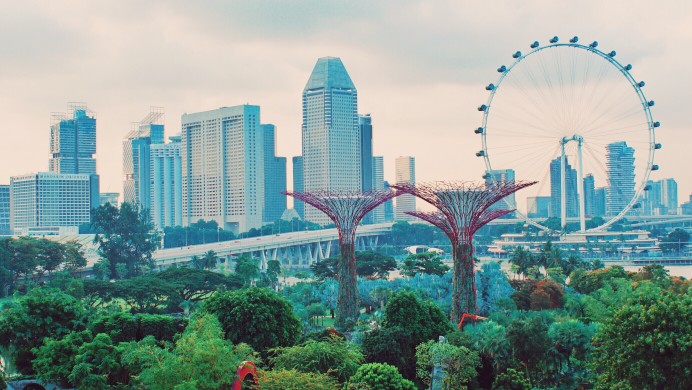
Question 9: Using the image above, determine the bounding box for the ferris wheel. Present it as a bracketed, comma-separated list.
[476, 36, 660, 233]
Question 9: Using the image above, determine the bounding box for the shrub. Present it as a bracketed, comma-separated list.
[345, 363, 415, 390]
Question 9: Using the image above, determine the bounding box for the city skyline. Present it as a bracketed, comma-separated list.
[1, 1, 691, 206]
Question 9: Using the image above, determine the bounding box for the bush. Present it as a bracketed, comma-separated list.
[345, 363, 415, 390]
[256, 369, 339, 389]
[270, 336, 363, 383]
[92, 312, 186, 343]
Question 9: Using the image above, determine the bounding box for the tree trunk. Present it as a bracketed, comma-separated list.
[336, 241, 359, 329]
[452, 242, 477, 324]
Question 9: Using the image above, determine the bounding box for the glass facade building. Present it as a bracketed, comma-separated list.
[549, 157, 578, 218]
[150, 135, 182, 228]
[49, 103, 97, 175]
[0, 185, 9, 235]
[606, 141, 635, 216]
[292, 156, 304, 219]
[485, 169, 516, 217]
[262, 124, 287, 223]
[123, 109, 165, 210]
[395, 156, 416, 221]
[302, 57, 361, 224]
[527, 196, 551, 218]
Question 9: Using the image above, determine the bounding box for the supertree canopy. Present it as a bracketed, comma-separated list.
[390, 180, 536, 323]
[282, 189, 397, 328]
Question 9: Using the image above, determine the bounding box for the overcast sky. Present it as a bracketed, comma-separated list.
[1, 0, 690, 208]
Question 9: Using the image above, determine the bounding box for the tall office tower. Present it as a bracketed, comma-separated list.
[594, 187, 607, 217]
[642, 180, 661, 215]
[302, 57, 361, 225]
[262, 124, 287, 223]
[49, 103, 97, 175]
[292, 156, 304, 219]
[583, 174, 595, 217]
[383, 181, 394, 222]
[0, 185, 9, 235]
[527, 196, 551, 218]
[485, 169, 516, 217]
[123, 109, 165, 209]
[395, 156, 416, 221]
[660, 178, 678, 215]
[99, 192, 120, 207]
[150, 135, 182, 228]
[10, 173, 97, 233]
[181, 105, 264, 234]
[606, 141, 635, 216]
[549, 157, 578, 218]
[681, 194, 692, 215]
[360, 114, 373, 192]
[369, 156, 385, 223]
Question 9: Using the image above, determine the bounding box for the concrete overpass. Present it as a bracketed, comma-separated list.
[153, 222, 394, 270]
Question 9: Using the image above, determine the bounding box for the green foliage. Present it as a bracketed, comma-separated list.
[92, 312, 186, 343]
[464, 320, 512, 371]
[399, 251, 450, 277]
[506, 313, 552, 381]
[310, 257, 337, 280]
[659, 228, 690, 253]
[193, 250, 219, 270]
[157, 266, 242, 304]
[346, 362, 416, 390]
[388, 221, 446, 247]
[569, 266, 630, 294]
[68, 333, 129, 389]
[163, 219, 236, 248]
[476, 262, 514, 316]
[33, 330, 93, 387]
[416, 339, 481, 389]
[270, 335, 363, 383]
[256, 369, 339, 389]
[235, 254, 260, 285]
[0, 287, 87, 374]
[123, 314, 242, 389]
[592, 286, 692, 389]
[91, 202, 160, 279]
[492, 368, 531, 390]
[356, 251, 397, 279]
[203, 287, 302, 353]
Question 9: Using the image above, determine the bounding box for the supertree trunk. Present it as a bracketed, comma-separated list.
[451, 241, 476, 323]
[336, 240, 359, 328]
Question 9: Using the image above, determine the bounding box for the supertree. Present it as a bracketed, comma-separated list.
[389, 180, 536, 323]
[282, 189, 397, 328]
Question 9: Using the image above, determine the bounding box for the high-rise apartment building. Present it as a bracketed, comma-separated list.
[583, 174, 596, 217]
[292, 156, 304, 219]
[643, 178, 679, 215]
[123, 109, 165, 209]
[660, 178, 678, 215]
[99, 192, 120, 207]
[49, 103, 97, 175]
[0, 185, 9, 235]
[527, 196, 551, 218]
[485, 169, 516, 217]
[10, 173, 97, 233]
[302, 57, 361, 224]
[262, 124, 287, 223]
[549, 157, 578, 218]
[606, 141, 635, 216]
[395, 156, 416, 221]
[181, 105, 264, 234]
[369, 156, 385, 223]
[594, 187, 607, 217]
[150, 135, 182, 228]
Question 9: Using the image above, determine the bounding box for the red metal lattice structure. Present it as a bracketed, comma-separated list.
[282, 189, 398, 328]
[390, 180, 536, 323]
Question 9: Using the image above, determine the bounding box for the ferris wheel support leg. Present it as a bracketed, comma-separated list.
[561, 142, 567, 231]
[577, 138, 586, 232]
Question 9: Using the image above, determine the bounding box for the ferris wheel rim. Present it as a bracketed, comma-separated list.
[479, 38, 658, 233]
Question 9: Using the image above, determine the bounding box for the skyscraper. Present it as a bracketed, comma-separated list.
[0, 185, 9, 235]
[123, 108, 165, 209]
[369, 156, 385, 223]
[606, 141, 635, 216]
[302, 57, 361, 224]
[660, 178, 678, 215]
[262, 124, 287, 223]
[150, 135, 182, 228]
[485, 169, 516, 217]
[383, 181, 394, 222]
[360, 114, 373, 192]
[583, 174, 595, 217]
[181, 105, 264, 234]
[10, 173, 96, 234]
[49, 103, 97, 175]
[594, 187, 607, 217]
[395, 156, 416, 221]
[549, 157, 578, 218]
[292, 156, 304, 219]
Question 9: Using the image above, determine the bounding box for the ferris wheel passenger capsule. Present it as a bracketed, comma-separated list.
[644, 184, 652, 191]
[608, 50, 617, 57]
[486, 84, 495, 91]
[653, 121, 660, 128]
[475, 127, 484, 134]
[549, 36, 559, 43]
[590, 41, 598, 48]
[476, 150, 486, 157]
[655, 143, 662, 149]
[497, 65, 507, 72]
[478, 104, 487, 112]
[648, 101, 655, 107]
[570, 36, 579, 43]
[638, 81, 646, 87]
[512, 51, 522, 58]
[625, 64, 633, 70]
[651, 164, 659, 171]
[530, 41, 539, 48]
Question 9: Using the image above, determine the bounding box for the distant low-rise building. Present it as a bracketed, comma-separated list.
[99, 192, 120, 207]
[0, 185, 10, 235]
